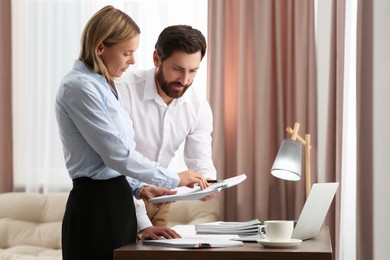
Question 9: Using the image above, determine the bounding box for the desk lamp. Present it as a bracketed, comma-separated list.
[271, 122, 311, 198]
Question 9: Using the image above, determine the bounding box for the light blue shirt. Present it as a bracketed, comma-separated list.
[55, 60, 179, 195]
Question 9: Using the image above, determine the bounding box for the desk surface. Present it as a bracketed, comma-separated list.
[114, 227, 332, 260]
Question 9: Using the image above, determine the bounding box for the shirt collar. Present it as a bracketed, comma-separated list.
[143, 68, 191, 106]
[74, 59, 107, 86]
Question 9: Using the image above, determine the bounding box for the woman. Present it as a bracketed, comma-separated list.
[55, 5, 207, 260]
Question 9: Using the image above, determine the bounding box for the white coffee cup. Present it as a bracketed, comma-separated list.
[258, 220, 294, 242]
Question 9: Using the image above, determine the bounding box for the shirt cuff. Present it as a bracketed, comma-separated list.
[136, 184, 148, 199]
[134, 197, 152, 232]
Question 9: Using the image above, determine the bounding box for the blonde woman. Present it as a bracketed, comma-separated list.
[55, 5, 208, 260]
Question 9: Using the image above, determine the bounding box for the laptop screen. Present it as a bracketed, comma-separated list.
[292, 182, 339, 240]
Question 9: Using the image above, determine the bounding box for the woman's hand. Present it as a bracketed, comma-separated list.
[138, 226, 181, 240]
[139, 185, 177, 200]
[139, 185, 177, 208]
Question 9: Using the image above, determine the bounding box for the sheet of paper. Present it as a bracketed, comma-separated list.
[149, 173, 247, 203]
[142, 238, 244, 248]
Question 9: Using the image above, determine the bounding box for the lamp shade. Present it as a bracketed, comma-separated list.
[271, 139, 302, 181]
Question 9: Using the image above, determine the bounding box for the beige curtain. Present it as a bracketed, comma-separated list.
[208, 0, 317, 223]
[0, 0, 13, 193]
[356, 0, 373, 259]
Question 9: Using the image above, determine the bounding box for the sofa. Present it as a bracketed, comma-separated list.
[0, 192, 220, 260]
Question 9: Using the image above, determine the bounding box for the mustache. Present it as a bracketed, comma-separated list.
[169, 81, 189, 88]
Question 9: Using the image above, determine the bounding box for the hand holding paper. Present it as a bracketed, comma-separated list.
[149, 174, 247, 204]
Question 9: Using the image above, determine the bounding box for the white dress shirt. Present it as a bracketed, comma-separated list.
[118, 68, 216, 179]
[118, 68, 217, 230]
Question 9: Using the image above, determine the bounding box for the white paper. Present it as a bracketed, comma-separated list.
[142, 238, 244, 248]
[149, 174, 247, 203]
[195, 219, 261, 235]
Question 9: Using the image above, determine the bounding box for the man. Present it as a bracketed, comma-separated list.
[118, 25, 217, 226]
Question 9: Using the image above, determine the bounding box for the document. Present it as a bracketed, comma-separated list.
[149, 174, 247, 204]
[142, 238, 244, 249]
[195, 219, 261, 235]
[142, 224, 245, 248]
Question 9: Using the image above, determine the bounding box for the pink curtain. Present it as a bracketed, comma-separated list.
[0, 0, 13, 193]
[356, 0, 373, 259]
[323, 0, 345, 257]
[208, 0, 317, 223]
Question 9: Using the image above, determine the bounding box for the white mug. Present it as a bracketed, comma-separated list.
[258, 220, 294, 242]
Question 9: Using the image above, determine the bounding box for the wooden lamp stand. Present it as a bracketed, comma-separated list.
[286, 122, 311, 198]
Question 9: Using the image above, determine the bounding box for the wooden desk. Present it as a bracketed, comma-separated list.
[114, 227, 332, 260]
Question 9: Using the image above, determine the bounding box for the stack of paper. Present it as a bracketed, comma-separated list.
[195, 219, 261, 236]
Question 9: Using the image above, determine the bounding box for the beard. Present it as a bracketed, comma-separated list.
[155, 66, 191, 99]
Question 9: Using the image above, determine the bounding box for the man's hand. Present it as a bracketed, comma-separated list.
[138, 226, 182, 240]
[198, 178, 218, 201]
[178, 170, 209, 189]
[199, 192, 216, 202]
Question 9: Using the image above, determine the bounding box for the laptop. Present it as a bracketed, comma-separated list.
[237, 182, 339, 241]
[292, 182, 339, 240]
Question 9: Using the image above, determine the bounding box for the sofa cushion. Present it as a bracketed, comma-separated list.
[0, 245, 61, 259]
[0, 193, 67, 251]
[0, 219, 61, 249]
[168, 197, 220, 227]
[0, 193, 68, 223]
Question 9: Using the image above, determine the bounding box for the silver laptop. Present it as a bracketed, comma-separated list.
[292, 182, 339, 240]
[236, 182, 339, 241]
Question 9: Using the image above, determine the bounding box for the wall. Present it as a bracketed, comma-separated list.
[373, 0, 390, 259]
[316, 0, 332, 183]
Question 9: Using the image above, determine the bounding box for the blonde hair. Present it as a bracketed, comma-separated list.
[79, 5, 140, 81]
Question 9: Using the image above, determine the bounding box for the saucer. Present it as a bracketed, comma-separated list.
[257, 238, 302, 248]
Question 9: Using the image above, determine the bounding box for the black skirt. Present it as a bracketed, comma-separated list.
[62, 175, 137, 260]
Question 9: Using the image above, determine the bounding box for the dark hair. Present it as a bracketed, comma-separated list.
[155, 25, 207, 62]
